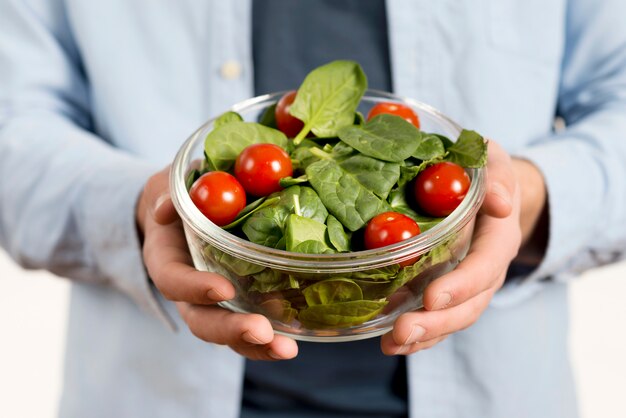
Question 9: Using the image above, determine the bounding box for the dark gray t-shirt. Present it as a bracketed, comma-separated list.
[242, 1, 407, 417]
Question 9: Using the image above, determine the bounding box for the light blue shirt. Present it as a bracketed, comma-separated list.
[2, 1, 626, 417]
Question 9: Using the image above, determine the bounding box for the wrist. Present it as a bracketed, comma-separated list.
[511, 158, 548, 265]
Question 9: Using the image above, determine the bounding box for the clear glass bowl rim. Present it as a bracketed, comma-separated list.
[170, 90, 486, 274]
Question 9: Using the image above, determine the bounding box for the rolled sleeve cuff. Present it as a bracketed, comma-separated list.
[512, 137, 605, 283]
[78, 157, 176, 330]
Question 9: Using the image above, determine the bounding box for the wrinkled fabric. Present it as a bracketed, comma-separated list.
[2, 0, 625, 417]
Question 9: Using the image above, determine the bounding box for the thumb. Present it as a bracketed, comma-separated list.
[481, 140, 515, 218]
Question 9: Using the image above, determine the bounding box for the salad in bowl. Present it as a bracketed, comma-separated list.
[170, 61, 487, 342]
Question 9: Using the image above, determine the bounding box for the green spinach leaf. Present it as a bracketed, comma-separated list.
[298, 300, 387, 328]
[204, 121, 288, 171]
[349, 265, 400, 281]
[354, 111, 365, 125]
[204, 246, 265, 277]
[412, 134, 446, 160]
[285, 214, 331, 253]
[303, 278, 363, 306]
[290, 140, 323, 171]
[306, 159, 389, 231]
[337, 114, 421, 162]
[260, 298, 298, 322]
[385, 242, 452, 295]
[388, 186, 444, 231]
[397, 164, 427, 188]
[242, 186, 328, 248]
[289, 60, 367, 143]
[258, 103, 277, 128]
[326, 214, 351, 252]
[222, 197, 280, 230]
[445, 130, 487, 168]
[214, 111, 243, 128]
[292, 240, 336, 254]
[279, 175, 308, 188]
[249, 269, 299, 293]
[339, 155, 400, 199]
[330, 141, 357, 160]
[185, 169, 201, 191]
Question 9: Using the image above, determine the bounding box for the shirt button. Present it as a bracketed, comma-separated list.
[220, 60, 242, 80]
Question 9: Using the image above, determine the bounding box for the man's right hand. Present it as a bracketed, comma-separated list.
[136, 166, 298, 361]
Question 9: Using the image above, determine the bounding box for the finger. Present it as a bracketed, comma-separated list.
[422, 212, 520, 311]
[383, 288, 496, 353]
[177, 303, 298, 360]
[481, 140, 515, 219]
[144, 218, 235, 304]
[381, 335, 448, 356]
[153, 193, 178, 225]
[144, 165, 179, 225]
[239, 334, 300, 361]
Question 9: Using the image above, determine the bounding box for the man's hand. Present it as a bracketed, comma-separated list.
[382, 141, 547, 355]
[136, 166, 298, 360]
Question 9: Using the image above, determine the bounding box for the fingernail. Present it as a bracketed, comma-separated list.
[490, 182, 512, 208]
[153, 193, 171, 215]
[207, 287, 226, 301]
[242, 331, 265, 345]
[403, 324, 426, 345]
[432, 292, 452, 310]
[268, 350, 283, 360]
[393, 345, 408, 355]
[393, 343, 415, 356]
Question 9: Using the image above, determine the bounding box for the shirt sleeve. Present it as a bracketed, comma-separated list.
[513, 0, 626, 282]
[0, 0, 173, 327]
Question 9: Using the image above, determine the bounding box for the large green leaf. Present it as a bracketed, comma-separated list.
[339, 155, 400, 199]
[291, 240, 336, 254]
[284, 214, 331, 253]
[303, 278, 363, 306]
[298, 300, 387, 328]
[204, 121, 288, 171]
[337, 114, 421, 162]
[203, 246, 265, 277]
[326, 214, 351, 252]
[412, 134, 446, 160]
[213, 111, 243, 128]
[290, 60, 367, 142]
[306, 159, 389, 232]
[249, 269, 299, 293]
[445, 129, 488, 168]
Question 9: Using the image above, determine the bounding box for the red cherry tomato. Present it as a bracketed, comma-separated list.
[234, 143, 293, 197]
[367, 102, 420, 128]
[365, 212, 421, 267]
[414, 162, 471, 217]
[364, 212, 421, 250]
[275, 90, 305, 138]
[189, 171, 246, 226]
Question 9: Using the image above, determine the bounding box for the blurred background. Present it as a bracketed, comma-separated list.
[1, 248, 625, 418]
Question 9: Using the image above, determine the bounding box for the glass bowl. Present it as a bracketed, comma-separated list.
[170, 91, 486, 342]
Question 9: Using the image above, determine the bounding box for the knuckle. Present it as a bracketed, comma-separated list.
[392, 314, 417, 345]
[184, 308, 204, 338]
[155, 262, 183, 301]
[464, 299, 487, 328]
[458, 318, 476, 332]
[157, 284, 176, 301]
[188, 324, 206, 342]
[144, 174, 159, 199]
